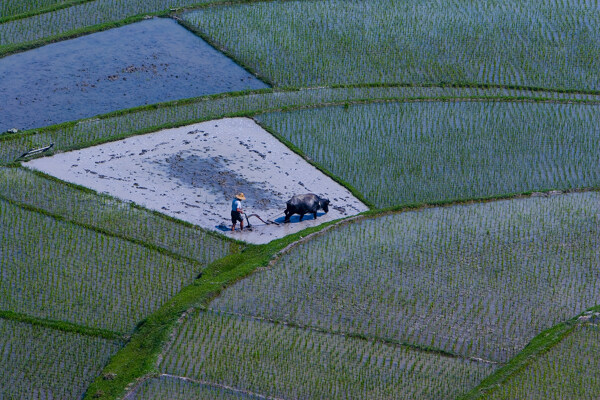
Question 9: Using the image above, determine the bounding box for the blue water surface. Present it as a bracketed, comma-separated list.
[0, 18, 268, 131]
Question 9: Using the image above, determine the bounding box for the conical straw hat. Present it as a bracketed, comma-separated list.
[235, 193, 246, 200]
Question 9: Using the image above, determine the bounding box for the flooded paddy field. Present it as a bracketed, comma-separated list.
[211, 191, 600, 363]
[0, 319, 121, 399]
[26, 118, 368, 244]
[0, 17, 267, 131]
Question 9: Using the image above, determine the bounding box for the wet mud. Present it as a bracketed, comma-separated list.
[26, 118, 369, 244]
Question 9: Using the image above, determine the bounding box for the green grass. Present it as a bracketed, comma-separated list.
[0, 166, 240, 263]
[0, 318, 122, 399]
[0, 198, 208, 333]
[182, 0, 600, 90]
[256, 100, 600, 208]
[159, 310, 496, 400]
[210, 192, 600, 363]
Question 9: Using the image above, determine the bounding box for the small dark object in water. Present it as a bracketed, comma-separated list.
[16, 143, 54, 161]
[284, 193, 330, 223]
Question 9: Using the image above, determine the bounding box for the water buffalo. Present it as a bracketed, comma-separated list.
[284, 193, 330, 223]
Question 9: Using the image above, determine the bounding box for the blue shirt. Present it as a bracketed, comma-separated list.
[232, 199, 242, 211]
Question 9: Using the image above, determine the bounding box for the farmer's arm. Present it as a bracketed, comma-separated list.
[237, 201, 244, 213]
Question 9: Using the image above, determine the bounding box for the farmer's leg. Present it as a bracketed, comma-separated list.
[231, 211, 238, 231]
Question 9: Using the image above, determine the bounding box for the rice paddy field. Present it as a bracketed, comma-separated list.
[0, 0, 71, 19]
[0, 167, 239, 264]
[182, 0, 600, 89]
[0, 318, 122, 399]
[158, 310, 496, 400]
[1, 0, 599, 399]
[0, 17, 267, 131]
[0, 195, 222, 333]
[485, 322, 600, 399]
[209, 192, 600, 363]
[129, 375, 268, 400]
[257, 101, 600, 207]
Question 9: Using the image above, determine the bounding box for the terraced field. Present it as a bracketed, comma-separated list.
[129, 375, 268, 400]
[257, 101, 600, 207]
[486, 321, 600, 400]
[0, 318, 122, 399]
[159, 310, 496, 399]
[182, 0, 600, 89]
[1, 197, 215, 332]
[209, 192, 600, 363]
[1, 0, 598, 399]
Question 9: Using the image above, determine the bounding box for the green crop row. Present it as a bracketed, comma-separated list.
[0, 198, 208, 333]
[257, 100, 600, 208]
[0, 318, 122, 399]
[83, 220, 347, 400]
[183, 0, 600, 91]
[129, 375, 265, 400]
[2, 86, 598, 164]
[0, 0, 77, 21]
[159, 310, 495, 400]
[485, 323, 600, 399]
[0, 0, 224, 50]
[211, 192, 600, 363]
[0, 166, 240, 263]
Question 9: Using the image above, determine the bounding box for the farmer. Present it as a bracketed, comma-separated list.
[231, 193, 246, 231]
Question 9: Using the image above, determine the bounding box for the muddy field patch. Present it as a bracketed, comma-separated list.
[26, 118, 368, 244]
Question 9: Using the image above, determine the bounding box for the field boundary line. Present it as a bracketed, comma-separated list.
[15, 166, 245, 246]
[459, 305, 600, 400]
[175, 13, 273, 87]
[0, 0, 280, 26]
[122, 373, 287, 400]
[0, 191, 207, 267]
[0, 14, 151, 59]
[0, 1, 286, 59]
[3, 82, 598, 145]
[202, 308, 500, 365]
[0, 309, 124, 341]
[263, 187, 600, 270]
[82, 218, 345, 399]
[82, 188, 600, 399]
[4, 93, 599, 167]
[0, 0, 96, 24]
[3, 93, 599, 147]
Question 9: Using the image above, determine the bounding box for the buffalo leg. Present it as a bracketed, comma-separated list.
[299, 213, 305, 221]
[284, 209, 291, 223]
[313, 211, 318, 219]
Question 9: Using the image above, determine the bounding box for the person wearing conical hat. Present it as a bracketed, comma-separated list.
[231, 193, 246, 231]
